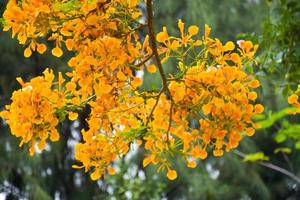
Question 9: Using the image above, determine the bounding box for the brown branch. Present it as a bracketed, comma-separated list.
[134, 53, 154, 69]
[144, 0, 175, 142]
[234, 150, 300, 185]
[146, 0, 168, 91]
[145, 89, 164, 126]
[131, 23, 148, 32]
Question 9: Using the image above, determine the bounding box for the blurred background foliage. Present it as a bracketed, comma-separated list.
[0, 0, 300, 199]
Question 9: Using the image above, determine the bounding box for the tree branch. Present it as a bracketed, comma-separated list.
[134, 53, 154, 69]
[145, 88, 164, 126]
[234, 150, 300, 184]
[146, 0, 168, 91]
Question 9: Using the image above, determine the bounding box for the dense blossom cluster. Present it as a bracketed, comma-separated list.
[141, 23, 262, 178]
[0, 69, 81, 155]
[1, 0, 262, 181]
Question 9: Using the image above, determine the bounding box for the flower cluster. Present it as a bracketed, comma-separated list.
[140, 21, 263, 178]
[1, 70, 60, 155]
[3, 0, 141, 57]
[73, 134, 128, 180]
[1, 0, 263, 181]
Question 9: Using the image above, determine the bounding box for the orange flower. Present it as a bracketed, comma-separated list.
[108, 167, 116, 175]
[24, 47, 32, 58]
[199, 150, 208, 159]
[131, 77, 143, 88]
[248, 92, 257, 101]
[156, 27, 169, 43]
[224, 41, 235, 51]
[213, 149, 224, 157]
[146, 64, 157, 73]
[187, 160, 197, 168]
[65, 39, 74, 51]
[167, 169, 177, 180]
[202, 103, 212, 115]
[254, 104, 264, 114]
[52, 46, 63, 57]
[188, 26, 199, 36]
[37, 43, 47, 54]
[249, 80, 260, 88]
[288, 94, 298, 104]
[245, 127, 255, 136]
[68, 112, 78, 121]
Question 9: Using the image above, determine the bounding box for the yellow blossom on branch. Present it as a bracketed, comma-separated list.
[0, 0, 264, 181]
[0, 69, 60, 155]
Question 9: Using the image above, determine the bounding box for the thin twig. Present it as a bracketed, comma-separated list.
[166, 102, 174, 143]
[134, 53, 154, 68]
[234, 150, 300, 184]
[145, 89, 164, 126]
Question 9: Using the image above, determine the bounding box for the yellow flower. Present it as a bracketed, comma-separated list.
[178, 19, 185, 37]
[187, 160, 197, 168]
[52, 46, 63, 57]
[117, 71, 128, 81]
[224, 41, 235, 51]
[156, 27, 169, 43]
[66, 82, 76, 92]
[131, 77, 143, 88]
[68, 112, 78, 121]
[213, 149, 224, 157]
[65, 39, 74, 51]
[246, 127, 255, 137]
[37, 43, 47, 54]
[254, 104, 264, 114]
[188, 26, 199, 36]
[24, 47, 32, 58]
[169, 81, 186, 103]
[143, 156, 152, 167]
[108, 167, 116, 175]
[90, 169, 101, 181]
[248, 91, 257, 101]
[288, 94, 298, 104]
[202, 103, 212, 115]
[248, 80, 260, 88]
[146, 64, 157, 73]
[204, 24, 211, 38]
[167, 169, 177, 180]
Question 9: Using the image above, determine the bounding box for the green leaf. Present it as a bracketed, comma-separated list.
[256, 107, 297, 129]
[274, 147, 292, 154]
[119, 126, 147, 140]
[274, 133, 287, 143]
[277, 124, 300, 140]
[55, 110, 67, 122]
[243, 152, 269, 162]
[295, 141, 300, 149]
[0, 18, 6, 27]
[53, 0, 81, 13]
[252, 114, 266, 121]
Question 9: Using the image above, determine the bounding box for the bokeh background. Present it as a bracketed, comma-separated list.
[0, 0, 300, 199]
